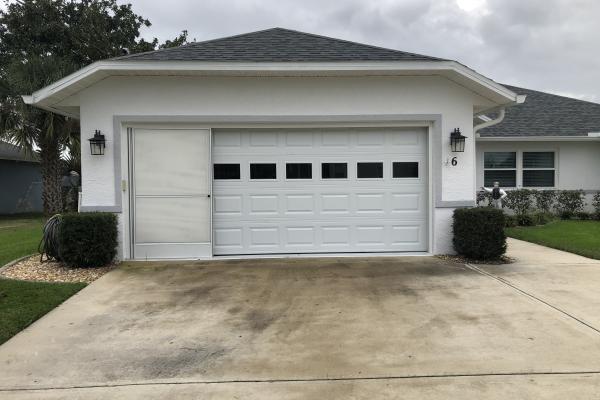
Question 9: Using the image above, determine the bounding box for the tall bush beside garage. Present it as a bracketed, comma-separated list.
[58, 213, 118, 268]
[453, 208, 506, 260]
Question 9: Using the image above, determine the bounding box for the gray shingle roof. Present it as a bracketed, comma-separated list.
[479, 85, 600, 137]
[0, 141, 39, 162]
[115, 27, 445, 62]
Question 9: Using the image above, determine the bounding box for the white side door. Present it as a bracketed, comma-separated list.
[131, 128, 211, 259]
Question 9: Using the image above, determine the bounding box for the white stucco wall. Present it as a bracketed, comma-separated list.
[77, 75, 493, 257]
[476, 140, 600, 209]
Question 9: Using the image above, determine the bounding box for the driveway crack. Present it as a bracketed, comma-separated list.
[464, 263, 600, 336]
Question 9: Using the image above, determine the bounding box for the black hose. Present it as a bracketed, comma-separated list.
[38, 214, 62, 262]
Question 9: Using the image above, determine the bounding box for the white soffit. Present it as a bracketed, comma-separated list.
[23, 60, 519, 118]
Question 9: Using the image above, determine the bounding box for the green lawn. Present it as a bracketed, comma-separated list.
[0, 214, 45, 266]
[506, 220, 600, 260]
[0, 279, 85, 344]
[0, 214, 86, 345]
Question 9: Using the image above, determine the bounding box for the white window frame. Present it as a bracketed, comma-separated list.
[483, 150, 558, 189]
[521, 151, 557, 189]
[483, 151, 517, 188]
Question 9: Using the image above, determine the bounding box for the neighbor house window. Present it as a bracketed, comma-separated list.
[522, 152, 555, 187]
[286, 163, 312, 179]
[321, 163, 347, 179]
[250, 163, 276, 179]
[213, 164, 240, 180]
[357, 162, 383, 178]
[484, 152, 516, 187]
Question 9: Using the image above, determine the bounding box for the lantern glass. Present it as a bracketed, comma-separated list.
[89, 130, 106, 155]
[450, 128, 467, 153]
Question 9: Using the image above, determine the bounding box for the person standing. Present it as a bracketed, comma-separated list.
[481, 182, 507, 209]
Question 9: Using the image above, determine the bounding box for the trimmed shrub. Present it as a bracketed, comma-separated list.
[593, 193, 600, 220]
[533, 190, 556, 214]
[504, 215, 518, 228]
[555, 190, 585, 217]
[504, 189, 533, 216]
[453, 208, 506, 260]
[576, 211, 591, 220]
[58, 212, 118, 268]
[517, 214, 535, 226]
[532, 212, 554, 225]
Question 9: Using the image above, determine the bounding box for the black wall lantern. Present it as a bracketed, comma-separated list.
[88, 130, 106, 155]
[450, 128, 467, 152]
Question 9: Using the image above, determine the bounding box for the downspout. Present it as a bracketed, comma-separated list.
[474, 107, 506, 135]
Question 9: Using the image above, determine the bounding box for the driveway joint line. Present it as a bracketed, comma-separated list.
[3, 370, 600, 392]
[465, 263, 600, 336]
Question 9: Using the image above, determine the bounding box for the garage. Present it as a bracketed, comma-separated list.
[212, 127, 429, 255]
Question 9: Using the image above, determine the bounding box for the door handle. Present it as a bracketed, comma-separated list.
[207, 194, 211, 198]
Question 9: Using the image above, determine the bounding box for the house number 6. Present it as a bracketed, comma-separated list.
[451, 157, 458, 166]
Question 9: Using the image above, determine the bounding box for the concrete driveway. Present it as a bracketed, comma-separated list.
[2, 239, 600, 399]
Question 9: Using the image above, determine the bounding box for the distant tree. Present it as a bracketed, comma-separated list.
[0, 0, 187, 214]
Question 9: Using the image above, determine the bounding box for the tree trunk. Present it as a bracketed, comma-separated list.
[39, 136, 63, 215]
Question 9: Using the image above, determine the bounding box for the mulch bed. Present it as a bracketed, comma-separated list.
[437, 254, 515, 265]
[0, 255, 116, 283]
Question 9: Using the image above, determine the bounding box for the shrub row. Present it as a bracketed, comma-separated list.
[477, 189, 600, 220]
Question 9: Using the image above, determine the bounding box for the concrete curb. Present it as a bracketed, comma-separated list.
[0, 253, 36, 274]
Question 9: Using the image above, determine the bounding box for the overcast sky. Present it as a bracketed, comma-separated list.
[119, 0, 599, 102]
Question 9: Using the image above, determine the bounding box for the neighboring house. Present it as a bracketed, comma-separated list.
[476, 85, 600, 207]
[22, 28, 526, 259]
[0, 141, 43, 214]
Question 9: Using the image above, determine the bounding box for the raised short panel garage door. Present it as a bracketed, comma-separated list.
[212, 127, 428, 255]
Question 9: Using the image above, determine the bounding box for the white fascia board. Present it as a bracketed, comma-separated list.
[25, 59, 519, 108]
[477, 136, 600, 142]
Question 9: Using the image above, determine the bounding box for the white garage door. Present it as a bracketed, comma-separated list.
[212, 127, 428, 255]
[131, 128, 211, 259]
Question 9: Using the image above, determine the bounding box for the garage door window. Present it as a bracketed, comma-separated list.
[250, 163, 277, 179]
[484, 152, 516, 187]
[286, 163, 312, 179]
[357, 162, 383, 179]
[321, 163, 347, 179]
[214, 164, 240, 180]
[393, 162, 419, 178]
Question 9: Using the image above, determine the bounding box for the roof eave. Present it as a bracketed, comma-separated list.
[24, 59, 519, 114]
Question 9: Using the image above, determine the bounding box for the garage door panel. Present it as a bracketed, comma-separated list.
[134, 129, 209, 196]
[321, 194, 351, 214]
[213, 195, 243, 215]
[135, 197, 210, 244]
[213, 127, 428, 255]
[285, 194, 315, 214]
[250, 195, 279, 214]
[356, 193, 386, 213]
[286, 227, 316, 247]
[391, 193, 422, 212]
[391, 225, 421, 244]
[249, 227, 280, 247]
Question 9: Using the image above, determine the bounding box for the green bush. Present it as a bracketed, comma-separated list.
[532, 212, 554, 225]
[504, 189, 533, 215]
[555, 190, 585, 216]
[453, 208, 506, 260]
[504, 214, 518, 228]
[533, 190, 556, 213]
[517, 214, 535, 226]
[576, 211, 591, 220]
[58, 212, 118, 268]
[593, 193, 600, 219]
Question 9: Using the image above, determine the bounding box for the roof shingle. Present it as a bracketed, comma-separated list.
[479, 85, 600, 137]
[114, 27, 445, 62]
